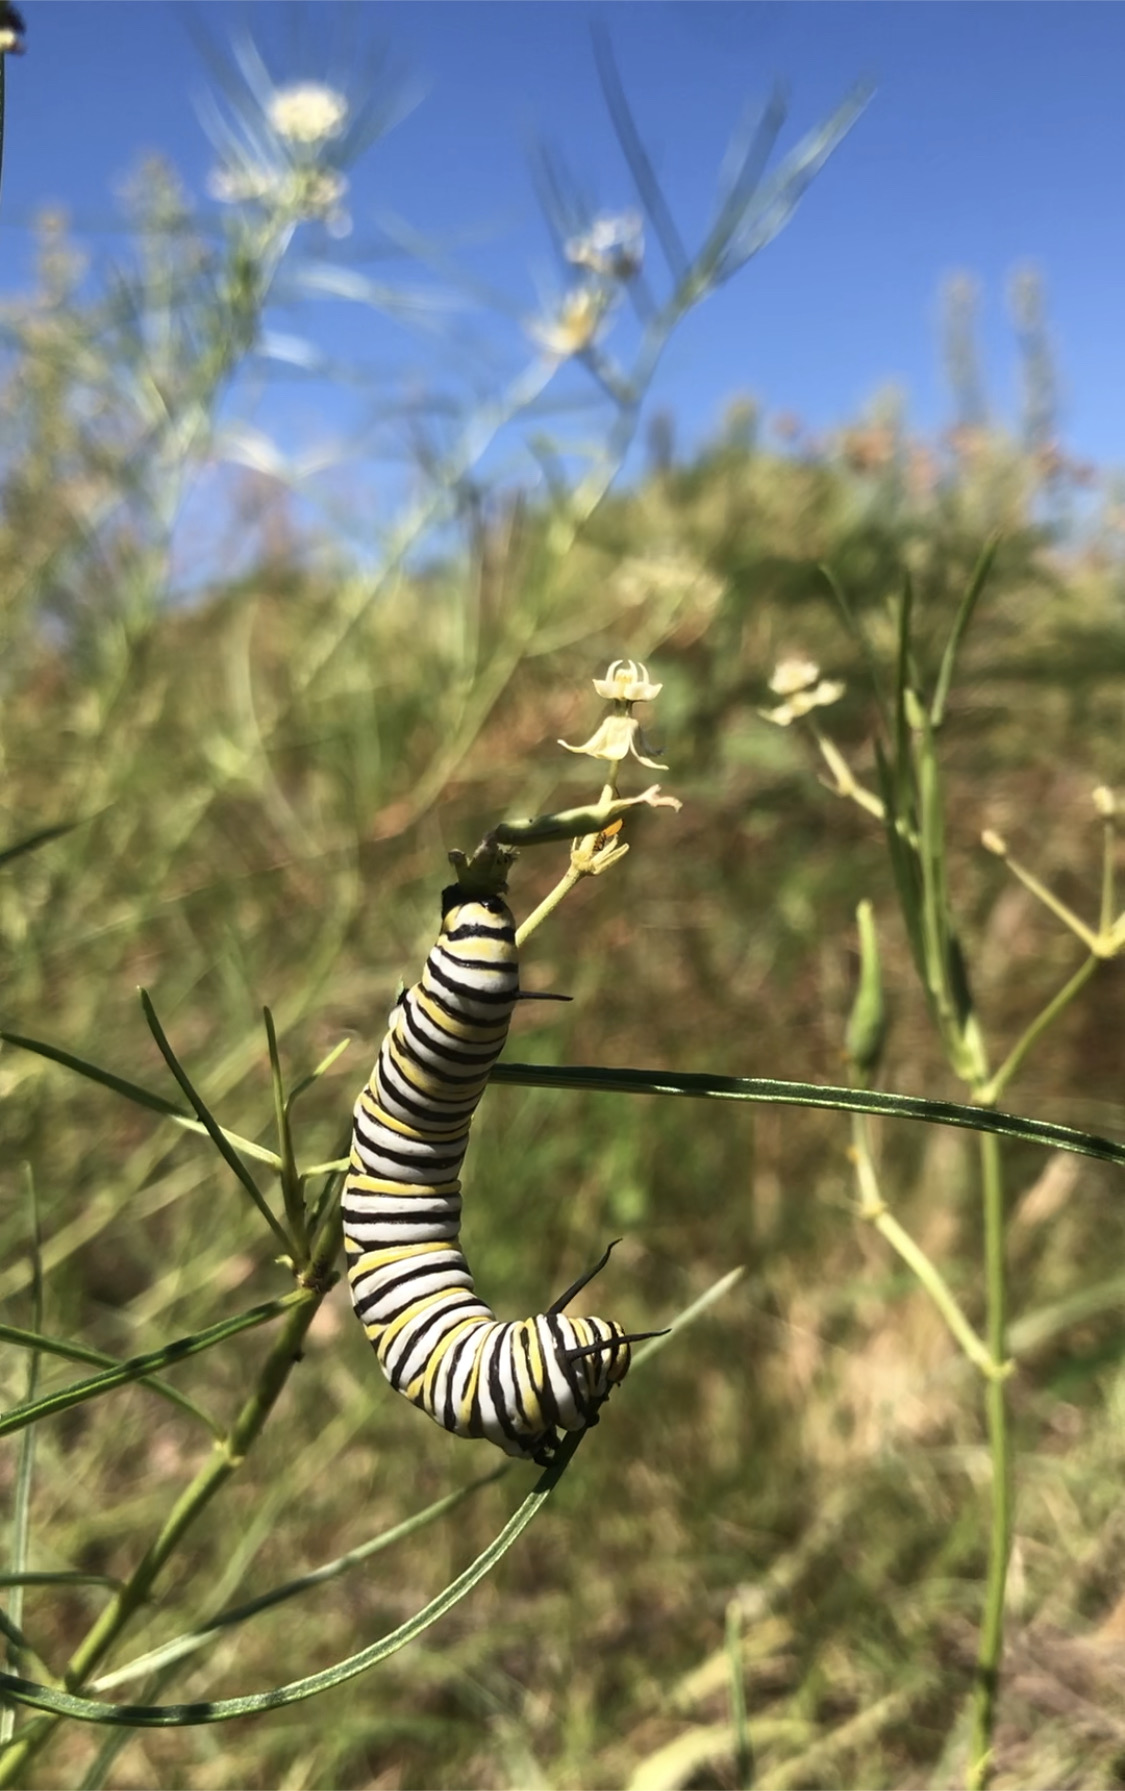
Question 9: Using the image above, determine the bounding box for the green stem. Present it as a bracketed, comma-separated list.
[1099, 813, 1117, 937]
[0, 1216, 340, 1788]
[851, 1115, 1000, 1381]
[977, 955, 1099, 1107]
[968, 1130, 1011, 1791]
[516, 864, 582, 948]
[992, 851, 1100, 954]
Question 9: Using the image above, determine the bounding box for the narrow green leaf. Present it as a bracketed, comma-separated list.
[2, 1169, 42, 1743]
[694, 86, 787, 290]
[308, 1161, 348, 1246]
[262, 1008, 306, 1257]
[591, 23, 689, 285]
[872, 739, 927, 985]
[0, 1325, 220, 1436]
[0, 1575, 121, 1593]
[286, 1036, 351, 1110]
[0, 1294, 308, 1440]
[139, 990, 291, 1255]
[631, 1268, 744, 1371]
[893, 569, 916, 813]
[1010, 1271, 1125, 1358]
[716, 81, 873, 282]
[0, 1428, 590, 1724]
[931, 533, 1000, 729]
[726, 1600, 753, 1791]
[819, 561, 889, 731]
[0, 1030, 283, 1168]
[1, 1031, 279, 1167]
[93, 1466, 509, 1693]
[0, 820, 82, 872]
[0, 1030, 184, 1121]
[487, 1060, 1125, 1171]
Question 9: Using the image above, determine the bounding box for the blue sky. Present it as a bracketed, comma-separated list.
[2, 2, 1124, 523]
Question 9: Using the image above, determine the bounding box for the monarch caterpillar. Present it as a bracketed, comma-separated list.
[343, 881, 655, 1465]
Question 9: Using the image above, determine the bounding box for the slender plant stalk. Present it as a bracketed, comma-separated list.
[968, 1129, 1011, 1790]
[850, 1115, 999, 1381]
[977, 954, 1098, 1107]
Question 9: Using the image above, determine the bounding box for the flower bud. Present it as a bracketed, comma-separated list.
[845, 900, 886, 1085]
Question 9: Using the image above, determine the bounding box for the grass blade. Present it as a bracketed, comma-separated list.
[0, 1428, 591, 1724]
[0, 1324, 220, 1436]
[0, 1294, 307, 1441]
[139, 990, 291, 1254]
[92, 1466, 509, 1693]
[0, 1031, 283, 1168]
[930, 532, 1000, 728]
[718, 81, 873, 278]
[0, 1262, 734, 1727]
[262, 1008, 306, 1255]
[631, 1268, 744, 1371]
[592, 23, 689, 285]
[819, 560, 890, 732]
[872, 739, 927, 985]
[286, 1036, 351, 1109]
[0, 821, 82, 871]
[1, 1169, 42, 1745]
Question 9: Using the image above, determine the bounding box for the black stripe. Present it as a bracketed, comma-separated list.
[426, 957, 519, 1008]
[401, 993, 507, 1067]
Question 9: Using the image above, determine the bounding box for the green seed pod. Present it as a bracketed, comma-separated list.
[846, 899, 887, 1085]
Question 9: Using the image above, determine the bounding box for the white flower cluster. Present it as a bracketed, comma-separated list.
[559, 660, 666, 770]
[530, 211, 644, 363]
[564, 211, 644, 283]
[206, 81, 352, 234]
[268, 82, 349, 147]
[760, 657, 845, 727]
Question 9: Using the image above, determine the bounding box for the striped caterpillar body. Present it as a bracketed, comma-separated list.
[343, 884, 635, 1465]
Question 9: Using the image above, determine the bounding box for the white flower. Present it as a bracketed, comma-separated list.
[592, 659, 662, 704]
[290, 165, 349, 223]
[565, 211, 644, 282]
[207, 165, 277, 206]
[207, 160, 349, 229]
[268, 82, 349, 147]
[529, 284, 615, 360]
[559, 715, 667, 771]
[760, 656, 844, 727]
[769, 656, 823, 698]
[560, 659, 666, 767]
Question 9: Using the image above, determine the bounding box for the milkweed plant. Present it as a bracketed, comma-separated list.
[1, 16, 1121, 1791]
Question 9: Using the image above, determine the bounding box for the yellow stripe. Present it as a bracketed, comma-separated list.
[345, 1173, 459, 1197]
[356, 1088, 468, 1143]
[347, 1239, 457, 1279]
[377, 1284, 468, 1352]
[415, 1314, 489, 1405]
